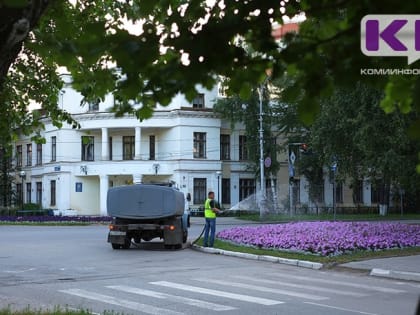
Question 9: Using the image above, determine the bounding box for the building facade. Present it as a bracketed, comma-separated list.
[14, 75, 265, 215]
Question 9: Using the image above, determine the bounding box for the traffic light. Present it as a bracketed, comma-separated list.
[299, 143, 308, 153]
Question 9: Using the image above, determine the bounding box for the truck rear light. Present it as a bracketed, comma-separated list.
[109, 224, 115, 230]
[169, 225, 176, 231]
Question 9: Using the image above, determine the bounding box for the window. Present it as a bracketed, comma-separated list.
[149, 135, 155, 160]
[239, 135, 248, 160]
[26, 144, 32, 166]
[109, 137, 113, 160]
[222, 178, 230, 204]
[123, 136, 135, 160]
[220, 134, 230, 160]
[50, 180, 56, 206]
[36, 182, 42, 206]
[192, 93, 205, 108]
[16, 183, 23, 206]
[89, 99, 100, 111]
[335, 182, 343, 204]
[16, 145, 22, 167]
[193, 178, 207, 204]
[81, 136, 94, 161]
[51, 136, 56, 161]
[309, 181, 324, 203]
[353, 180, 364, 203]
[26, 183, 31, 204]
[239, 178, 255, 201]
[36, 143, 42, 165]
[371, 184, 381, 203]
[193, 132, 206, 158]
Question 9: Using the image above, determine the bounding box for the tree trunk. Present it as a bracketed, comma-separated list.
[0, 0, 51, 88]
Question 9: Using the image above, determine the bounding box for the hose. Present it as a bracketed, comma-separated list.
[191, 223, 206, 245]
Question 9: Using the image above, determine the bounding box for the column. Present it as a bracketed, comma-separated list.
[101, 127, 109, 161]
[99, 175, 109, 216]
[134, 126, 141, 160]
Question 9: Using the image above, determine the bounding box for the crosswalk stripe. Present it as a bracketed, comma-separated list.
[268, 274, 406, 294]
[193, 278, 328, 301]
[304, 302, 379, 315]
[150, 281, 284, 306]
[233, 275, 366, 297]
[107, 285, 236, 311]
[59, 289, 183, 315]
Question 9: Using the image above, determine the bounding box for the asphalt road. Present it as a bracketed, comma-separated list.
[0, 224, 419, 315]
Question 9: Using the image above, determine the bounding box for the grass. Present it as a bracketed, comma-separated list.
[0, 308, 91, 315]
[0, 221, 94, 226]
[194, 238, 420, 267]
[0, 307, 124, 315]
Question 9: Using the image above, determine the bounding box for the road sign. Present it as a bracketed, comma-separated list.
[290, 151, 296, 165]
[264, 157, 271, 168]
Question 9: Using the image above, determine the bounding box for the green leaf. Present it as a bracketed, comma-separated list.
[1, 0, 29, 8]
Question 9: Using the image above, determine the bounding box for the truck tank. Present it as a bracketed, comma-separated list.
[107, 184, 185, 219]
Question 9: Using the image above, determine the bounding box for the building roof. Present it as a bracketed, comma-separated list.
[271, 23, 299, 40]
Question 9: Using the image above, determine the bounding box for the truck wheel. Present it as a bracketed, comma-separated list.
[182, 231, 188, 243]
[121, 237, 131, 249]
[111, 243, 121, 250]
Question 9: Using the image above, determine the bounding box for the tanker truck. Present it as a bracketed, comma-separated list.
[107, 184, 190, 249]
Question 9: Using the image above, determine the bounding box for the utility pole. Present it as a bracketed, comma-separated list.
[258, 83, 266, 220]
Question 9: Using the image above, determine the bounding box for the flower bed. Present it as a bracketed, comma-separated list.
[0, 215, 112, 224]
[216, 221, 420, 256]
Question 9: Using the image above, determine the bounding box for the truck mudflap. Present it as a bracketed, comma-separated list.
[163, 218, 183, 246]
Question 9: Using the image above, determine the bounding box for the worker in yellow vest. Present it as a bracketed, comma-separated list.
[203, 191, 221, 247]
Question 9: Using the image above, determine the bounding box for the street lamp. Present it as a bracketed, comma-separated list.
[216, 171, 222, 208]
[288, 143, 302, 216]
[19, 170, 26, 210]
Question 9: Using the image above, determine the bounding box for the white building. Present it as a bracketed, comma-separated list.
[14, 75, 267, 216]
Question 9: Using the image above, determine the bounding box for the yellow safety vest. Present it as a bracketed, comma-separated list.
[204, 198, 216, 218]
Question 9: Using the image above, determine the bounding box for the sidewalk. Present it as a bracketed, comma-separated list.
[340, 255, 420, 282]
[190, 216, 420, 282]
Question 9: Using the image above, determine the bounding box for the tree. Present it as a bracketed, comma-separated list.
[1, 0, 420, 168]
[214, 82, 281, 178]
[306, 83, 420, 212]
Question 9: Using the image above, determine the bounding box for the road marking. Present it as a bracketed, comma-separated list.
[150, 281, 284, 306]
[3, 268, 36, 273]
[304, 302, 379, 315]
[233, 275, 366, 297]
[107, 285, 236, 311]
[59, 289, 183, 315]
[269, 273, 406, 294]
[193, 278, 328, 301]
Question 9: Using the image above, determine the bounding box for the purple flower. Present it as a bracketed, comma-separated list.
[216, 222, 420, 256]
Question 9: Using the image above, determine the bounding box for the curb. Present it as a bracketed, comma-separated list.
[370, 268, 420, 282]
[191, 244, 323, 270]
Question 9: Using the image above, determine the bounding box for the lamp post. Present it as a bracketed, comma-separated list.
[287, 143, 302, 216]
[257, 83, 267, 219]
[331, 160, 337, 221]
[216, 171, 222, 208]
[19, 170, 26, 211]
